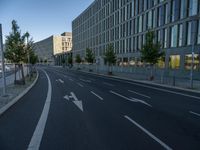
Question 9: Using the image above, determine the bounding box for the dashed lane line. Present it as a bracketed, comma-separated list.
[128, 90, 151, 99]
[189, 111, 200, 117]
[124, 115, 173, 150]
[90, 91, 103, 100]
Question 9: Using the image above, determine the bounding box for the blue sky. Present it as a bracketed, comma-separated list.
[0, 0, 94, 43]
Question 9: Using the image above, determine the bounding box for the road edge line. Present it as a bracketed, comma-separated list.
[27, 69, 52, 150]
[0, 70, 39, 116]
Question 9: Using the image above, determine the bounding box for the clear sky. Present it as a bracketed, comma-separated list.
[0, 0, 94, 43]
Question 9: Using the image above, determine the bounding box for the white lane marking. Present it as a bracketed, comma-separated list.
[110, 91, 152, 107]
[58, 79, 64, 84]
[130, 97, 152, 107]
[110, 90, 137, 102]
[128, 90, 151, 99]
[90, 91, 103, 100]
[189, 111, 200, 117]
[77, 83, 84, 87]
[124, 81, 200, 100]
[124, 115, 173, 150]
[28, 69, 52, 150]
[79, 78, 91, 83]
[103, 82, 114, 86]
[69, 78, 74, 81]
[85, 73, 200, 100]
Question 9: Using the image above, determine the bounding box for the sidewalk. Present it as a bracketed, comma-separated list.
[0, 69, 37, 114]
[0, 66, 28, 88]
[68, 64, 200, 92]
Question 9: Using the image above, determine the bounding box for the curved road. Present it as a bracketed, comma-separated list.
[0, 66, 199, 150]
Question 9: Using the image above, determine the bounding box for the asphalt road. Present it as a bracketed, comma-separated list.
[0, 66, 200, 150]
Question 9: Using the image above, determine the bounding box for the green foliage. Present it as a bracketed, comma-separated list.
[141, 31, 165, 65]
[104, 44, 117, 66]
[75, 54, 82, 64]
[30, 53, 38, 65]
[4, 20, 27, 63]
[61, 58, 66, 64]
[68, 55, 73, 65]
[85, 48, 94, 64]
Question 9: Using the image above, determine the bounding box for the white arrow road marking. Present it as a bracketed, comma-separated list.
[73, 101, 83, 112]
[189, 111, 200, 117]
[124, 115, 173, 150]
[63, 95, 70, 100]
[128, 90, 151, 99]
[110, 91, 152, 107]
[64, 92, 84, 112]
[130, 97, 152, 107]
[91, 91, 103, 100]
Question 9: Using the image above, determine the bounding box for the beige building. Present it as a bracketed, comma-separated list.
[33, 32, 72, 64]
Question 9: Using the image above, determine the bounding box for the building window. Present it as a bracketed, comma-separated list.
[187, 21, 192, 45]
[185, 54, 200, 70]
[147, 10, 152, 29]
[169, 55, 180, 69]
[178, 24, 183, 47]
[171, 0, 175, 22]
[153, 9, 156, 28]
[164, 3, 168, 24]
[157, 30, 161, 43]
[157, 6, 162, 26]
[171, 25, 178, 47]
[180, 0, 186, 19]
[139, 15, 143, 32]
[163, 28, 168, 48]
[189, 0, 198, 16]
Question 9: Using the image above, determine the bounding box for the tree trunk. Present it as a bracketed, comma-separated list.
[14, 64, 17, 84]
[20, 64, 25, 85]
[150, 65, 154, 81]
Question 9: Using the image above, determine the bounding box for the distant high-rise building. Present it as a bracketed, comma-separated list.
[33, 32, 72, 64]
[72, 0, 200, 71]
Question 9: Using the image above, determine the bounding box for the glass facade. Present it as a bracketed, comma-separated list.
[171, 25, 178, 47]
[189, 0, 198, 16]
[185, 54, 200, 70]
[169, 55, 180, 69]
[72, 0, 200, 70]
[187, 21, 192, 45]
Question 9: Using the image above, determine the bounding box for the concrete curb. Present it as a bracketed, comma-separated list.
[72, 69, 200, 94]
[0, 70, 39, 116]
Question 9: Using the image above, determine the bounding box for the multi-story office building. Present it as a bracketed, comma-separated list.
[72, 0, 200, 71]
[33, 32, 72, 64]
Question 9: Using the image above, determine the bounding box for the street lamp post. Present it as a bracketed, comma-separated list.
[0, 24, 6, 96]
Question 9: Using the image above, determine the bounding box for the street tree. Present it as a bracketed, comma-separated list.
[75, 54, 82, 69]
[85, 48, 95, 71]
[104, 44, 117, 75]
[4, 20, 27, 84]
[68, 55, 73, 68]
[141, 30, 165, 80]
[85, 48, 94, 64]
[61, 58, 66, 67]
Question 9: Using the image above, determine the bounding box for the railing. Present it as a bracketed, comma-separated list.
[72, 64, 200, 90]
